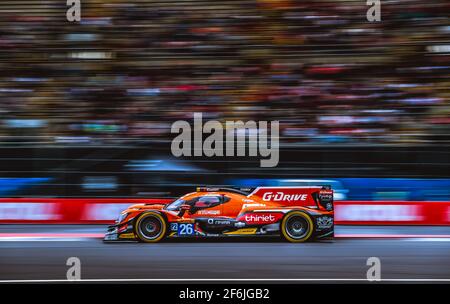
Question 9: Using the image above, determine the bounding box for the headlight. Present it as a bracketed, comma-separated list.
[117, 212, 128, 223]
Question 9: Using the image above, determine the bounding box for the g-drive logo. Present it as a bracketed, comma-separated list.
[262, 192, 307, 202]
[171, 113, 279, 167]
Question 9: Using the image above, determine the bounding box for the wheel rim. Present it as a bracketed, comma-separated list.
[285, 215, 310, 239]
[138, 216, 163, 240]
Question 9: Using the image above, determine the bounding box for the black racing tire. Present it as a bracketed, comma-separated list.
[134, 212, 167, 243]
[280, 211, 314, 243]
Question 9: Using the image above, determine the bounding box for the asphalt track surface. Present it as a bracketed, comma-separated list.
[1, 225, 450, 281]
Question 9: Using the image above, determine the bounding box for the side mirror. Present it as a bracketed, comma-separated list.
[178, 204, 191, 217]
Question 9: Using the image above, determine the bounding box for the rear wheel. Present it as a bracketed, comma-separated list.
[281, 211, 314, 243]
[135, 212, 167, 243]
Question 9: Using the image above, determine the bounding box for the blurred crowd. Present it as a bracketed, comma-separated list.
[0, 0, 449, 145]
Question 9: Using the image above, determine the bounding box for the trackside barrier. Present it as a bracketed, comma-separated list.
[0, 199, 448, 225]
[0, 198, 172, 224]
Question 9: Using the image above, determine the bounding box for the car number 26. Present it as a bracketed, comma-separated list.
[177, 223, 195, 236]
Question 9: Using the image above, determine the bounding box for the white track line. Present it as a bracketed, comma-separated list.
[1, 233, 450, 242]
[1, 278, 450, 283]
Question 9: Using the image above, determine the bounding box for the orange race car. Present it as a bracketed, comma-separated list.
[104, 186, 334, 243]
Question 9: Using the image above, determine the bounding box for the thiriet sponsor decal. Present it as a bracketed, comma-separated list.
[241, 213, 283, 224]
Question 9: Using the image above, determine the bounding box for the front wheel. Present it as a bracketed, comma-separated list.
[134, 212, 167, 243]
[281, 211, 314, 243]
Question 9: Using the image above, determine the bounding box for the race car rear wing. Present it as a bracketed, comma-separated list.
[196, 187, 255, 196]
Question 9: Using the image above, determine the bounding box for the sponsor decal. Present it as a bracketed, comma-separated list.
[335, 205, 422, 222]
[170, 223, 178, 231]
[224, 228, 257, 235]
[319, 191, 333, 200]
[319, 190, 333, 194]
[261, 192, 307, 202]
[234, 222, 246, 228]
[83, 203, 132, 221]
[242, 203, 266, 208]
[197, 209, 221, 215]
[317, 216, 333, 229]
[207, 219, 232, 225]
[240, 212, 283, 224]
[0, 203, 60, 220]
[119, 233, 135, 239]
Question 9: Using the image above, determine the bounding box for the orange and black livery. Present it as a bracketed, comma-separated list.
[104, 186, 334, 243]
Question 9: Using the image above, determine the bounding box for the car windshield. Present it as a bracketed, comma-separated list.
[164, 198, 186, 211]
